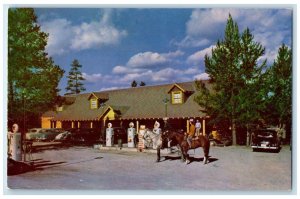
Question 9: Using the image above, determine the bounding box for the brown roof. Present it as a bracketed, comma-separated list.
[43, 81, 210, 121]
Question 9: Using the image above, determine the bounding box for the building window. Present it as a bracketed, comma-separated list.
[56, 106, 63, 112]
[90, 98, 98, 109]
[172, 91, 183, 104]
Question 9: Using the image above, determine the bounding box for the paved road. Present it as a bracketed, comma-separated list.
[6, 145, 292, 193]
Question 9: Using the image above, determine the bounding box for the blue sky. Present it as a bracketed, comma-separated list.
[34, 7, 292, 94]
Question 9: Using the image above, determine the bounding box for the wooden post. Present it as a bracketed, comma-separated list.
[136, 120, 139, 134]
[186, 119, 189, 134]
[71, 121, 74, 128]
[78, 121, 80, 128]
[203, 119, 206, 136]
[90, 122, 93, 128]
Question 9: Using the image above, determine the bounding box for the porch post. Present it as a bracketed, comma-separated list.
[203, 119, 206, 136]
[186, 119, 189, 133]
[136, 120, 139, 134]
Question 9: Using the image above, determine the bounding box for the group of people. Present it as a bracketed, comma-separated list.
[187, 119, 202, 149]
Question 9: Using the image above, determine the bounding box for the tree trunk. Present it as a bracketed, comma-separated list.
[232, 120, 237, 145]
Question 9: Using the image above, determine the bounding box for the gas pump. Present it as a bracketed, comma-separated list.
[127, 122, 136, 148]
[106, 123, 114, 147]
[8, 124, 22, 161]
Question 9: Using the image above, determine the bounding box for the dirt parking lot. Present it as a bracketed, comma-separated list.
[6, 145, 292, 193]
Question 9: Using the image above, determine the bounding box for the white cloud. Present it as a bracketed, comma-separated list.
[71, 21, 127, 50]
[112, 66, 128, 74]
[126, 50, 184, 68]
[40, 18, 73, 55]
[39, 9, 127, 56]
[194, 73, 210, 80]
[82, 72, 103, 83]
[127, 52, 168, 68]
[187, 45, 215, 65]
[176, 8, 292, 66]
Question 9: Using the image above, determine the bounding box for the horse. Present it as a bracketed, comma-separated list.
[142, 128, 162, 162]
[181, 135, 210, 164]
[161, 130, 186, 162]
[162, 130, 210, 164]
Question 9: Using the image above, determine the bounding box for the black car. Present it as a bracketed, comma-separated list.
[251, 129, 280, 152]
[65, 128, 102, 145]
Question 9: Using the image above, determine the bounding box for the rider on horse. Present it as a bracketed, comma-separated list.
[153, 121, 161, 135]
[187, 118, 196, 149]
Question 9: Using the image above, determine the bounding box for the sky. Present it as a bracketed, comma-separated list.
[33, 7, 293, 94]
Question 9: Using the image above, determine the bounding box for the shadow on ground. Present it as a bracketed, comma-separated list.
[7, 156, 103, 176]
[161, 155, 218, 164]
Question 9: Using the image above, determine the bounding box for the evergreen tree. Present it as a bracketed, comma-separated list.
[195, 14, 266, 145]
[65, 59, 86, 95]
[131, 80, 137, 87]
[8, 8, 64, 129]
[140, 81, 146, 86]
[263, 44, 292, 133]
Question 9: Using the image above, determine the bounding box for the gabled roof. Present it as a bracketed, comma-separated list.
[87, 92, 109, 100]
[43, 81, 210, 121]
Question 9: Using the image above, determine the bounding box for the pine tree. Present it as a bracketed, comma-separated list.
[263, 44, 292, 133]
[65, 59, 86, 95]
[8, 8, 64, 129]
[195, 14, 266, 145]
[140, 81, 146, 86]
[131, 80, 137, 87]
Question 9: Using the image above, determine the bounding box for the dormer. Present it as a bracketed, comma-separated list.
[167, 83, 194, 105]
[56, 105, 63, 112]
[88, 92, 109, 109]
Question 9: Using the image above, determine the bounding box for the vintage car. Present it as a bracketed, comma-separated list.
[251, 129, 280, 152]
[25, 128, 44, 140]
[35, 128, 65, 141]
[61, 128, 102, 145]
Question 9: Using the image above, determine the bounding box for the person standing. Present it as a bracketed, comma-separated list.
[195, 120, 201, 136]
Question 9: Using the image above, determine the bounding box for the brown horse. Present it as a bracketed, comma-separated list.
[181, 135, 210, 164]
[162, 130, 210, 164]
[161, 130, 186, 162]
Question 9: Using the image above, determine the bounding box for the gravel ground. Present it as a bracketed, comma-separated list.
[5, 145, 292, 194]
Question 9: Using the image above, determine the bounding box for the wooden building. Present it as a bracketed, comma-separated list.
[42, 81, 211, 135]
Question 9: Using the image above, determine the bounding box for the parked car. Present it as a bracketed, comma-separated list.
[66, 128, 102, 145]
[35, 129, 65, 142]
[251, 129, 281, 152]
[55, 131, 72, 142]
[25, 128, 43, 140]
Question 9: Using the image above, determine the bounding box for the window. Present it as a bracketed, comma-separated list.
[172, 91, 183, 104]
[56, 106, 63, 112]
[90, 98, 98, 109]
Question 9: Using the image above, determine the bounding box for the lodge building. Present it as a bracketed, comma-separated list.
[41, 81, 211, 136]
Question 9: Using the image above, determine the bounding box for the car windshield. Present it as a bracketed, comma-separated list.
[256, 130, 276, 138]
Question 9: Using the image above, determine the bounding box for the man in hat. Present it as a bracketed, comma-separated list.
[187, 119, 195, 149]
[153, 121, 161, 135]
